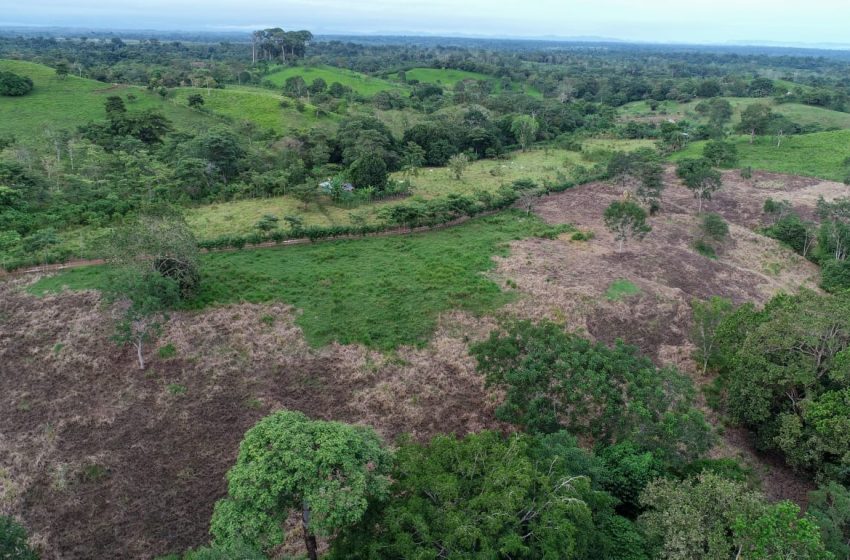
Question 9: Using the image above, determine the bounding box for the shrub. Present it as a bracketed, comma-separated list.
[0, 71, 34, 96]
[701, 213, 729, 242]
[703, 140, 739, 167]
[0, 516, 38, 560]
[821, 259, 850, 293]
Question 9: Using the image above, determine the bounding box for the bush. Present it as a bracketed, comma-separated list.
[701, 213, 729, 242]
[703, 140, 739, 167]
[0, 71, 34, 96]
[764, 215, 814, 257]
[0, 516, 38, 560]
[821, 259, 850, 293]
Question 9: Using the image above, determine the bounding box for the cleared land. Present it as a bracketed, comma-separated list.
[3, 167, 839, 557]
[0, 60, 216, 141]
[264, 64, 405, 96]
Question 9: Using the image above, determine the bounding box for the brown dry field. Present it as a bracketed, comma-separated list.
[0, 168, 846, 558]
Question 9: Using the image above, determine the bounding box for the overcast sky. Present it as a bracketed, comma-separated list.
[4, 0, 849, 46]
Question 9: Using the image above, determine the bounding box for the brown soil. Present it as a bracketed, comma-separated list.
[0, 168, 842, 558]
[0, 283, 499, 559]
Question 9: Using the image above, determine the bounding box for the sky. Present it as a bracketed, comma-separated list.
[3, 0, 850, 46]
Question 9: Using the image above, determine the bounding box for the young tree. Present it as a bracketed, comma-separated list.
[511, 114, 539, 151]
[54, 62, 69, 80]
[400, 141, 426, 180]
[210, 410, 392, 560]
[702, 140, 738, 168]
[690, 296, 734, 374]
[604, 199, 652, 252]
[636, 160, 665, 214]
[447, 152, 470, 181]
[676, 158, 722, 213]
[187, 93, 205, 108]
[105, 214, 200, 369]
[737, 103, 774, 144]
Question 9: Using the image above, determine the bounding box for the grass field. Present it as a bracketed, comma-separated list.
[184, 145, 635, 237]
[671, 130, 850, 181]
[31, 211, 567, 349]
[620, 97, 850, 130]
[402, 67, 542, 98]
[0, 60, 216, 142]
[172, 85, 336, 133]
[264, 64, 404, 96]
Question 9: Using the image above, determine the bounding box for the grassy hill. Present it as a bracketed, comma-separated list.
[620, 97, 850, 130]
[671, 130, 850, 181]
[0, 59, 215, 141]
[264, 64, 404, 97]
[172, 85, 337, 134]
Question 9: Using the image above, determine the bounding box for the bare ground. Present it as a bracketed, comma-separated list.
[0, 168, 844, 557]
[0, 283, 500, 559]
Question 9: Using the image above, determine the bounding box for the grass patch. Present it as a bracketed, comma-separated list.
[31, 211, 568, 350]
[671, 130, 850, 181]
[172, 86, 336, 134]
[157, 343, 177, 359]
[0, 59, 216, 143]
[605, 279, 641, 301]
[264, 65, 404, 96]
[620, 97, 850, 130]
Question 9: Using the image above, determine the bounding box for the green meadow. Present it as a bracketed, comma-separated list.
[0, 60, 216, 141]
[31, 211, 568, 350]
[264, 64, 404, 96]
[672, 130, 850, 181]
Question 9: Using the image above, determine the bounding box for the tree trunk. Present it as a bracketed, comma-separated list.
[302, 504, 318, 560]
[698, 195, 703, 214]
[750, 129, 755, 144]
[135, 339, 145, 370]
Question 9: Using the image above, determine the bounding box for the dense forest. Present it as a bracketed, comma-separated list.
[3, 26, 850, 560]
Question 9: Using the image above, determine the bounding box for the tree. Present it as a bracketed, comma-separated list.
[283, 75, 308, 98]
[54, 62, 69, 80]
[187, 93, 205, 108]
[349, 153, 388, 190]
[640, 473, 830, 560]
[399, 141, 426, 180]
[636, 161, 665, 214]
[808, 482, 850, 560]
[715, 290, 850, 477]
[604, 200, 651, 252]
[695, 98, 733, 128]
[0, 516, 38, 560]
[471, 321, 711, 464]
[105, 214, 200, 369]
[290, 182, 318, 210]
[737, 104, 774, 143]
[702, 140, 738, 168]
[210, 410, 392, 560]
[511, 115, 539, 151]
[104, 95, 127, 119]
[676, 159, 722, 213]
[447, 152, 469, 180]
[691, 296, 734, 374]
[331, 431, 635, 560]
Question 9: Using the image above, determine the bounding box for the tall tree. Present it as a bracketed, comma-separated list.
[511, 115, 539, 151]
[210, 410, 391, 560]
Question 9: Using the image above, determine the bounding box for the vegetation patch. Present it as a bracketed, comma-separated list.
[605, 279, 641, 301]
[31, 211, 568, 349]
[264, 64, 404, 96]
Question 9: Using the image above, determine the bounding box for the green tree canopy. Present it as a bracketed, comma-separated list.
[210, 410, 392, 559]
[471, 321, 712, 464]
